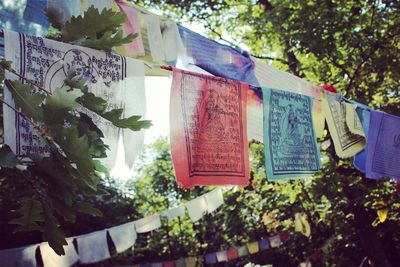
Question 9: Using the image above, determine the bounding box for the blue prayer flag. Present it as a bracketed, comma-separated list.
[366, 111, 400, 180]
[262, 88, 321, 180]
[178, 25, 259, 86]
[259, 239, 270, 251]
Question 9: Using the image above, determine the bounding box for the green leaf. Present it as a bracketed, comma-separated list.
[81, 31, 135, 52]
[61, 6, 128, 42]
[5, 79, 45, 122]
[54, 126, 94, 175]
[76, 201, 103, 217]
[42, 87, 83, 126]
[45, 87, 83, 110]
[42, 204, 67, 256]
[0, 145, 19, 167]
[9, 198, 44, 232]
[64, 71, 89, 92]
[112, 115, 153, 131]
[80, 92, 108, 114]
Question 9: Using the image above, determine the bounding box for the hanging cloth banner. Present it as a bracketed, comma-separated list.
[160, 205, 186, 221]
[39, 238, 79, 267]
[170, 67, 250, 187]
[204, 188, 224, 213]
[134, 214, 162, 233]
[3, 30, 146, 169]
[353, 104, 371, 173]
[366, 111, 400, 180]
[0, 244, 38, 267]
[345, 103, 365, 137]
[323, 91, 365, 158]
[185, 195, 208, 222]
[177, 25, 259, 85]
[262, 88, 321, 180]
[251, 58, 326, 141]
[114, 0, 170, 76]
[246, 88, 264, 143]
[76, 230, 111, 264]
[108, 221, 137, 253]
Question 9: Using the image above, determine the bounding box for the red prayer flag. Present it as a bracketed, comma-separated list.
[170, 67, 250, 188]
[280, 231, 290, 241]
[227, 247, 238, 260]
[163, 260, 175, 267]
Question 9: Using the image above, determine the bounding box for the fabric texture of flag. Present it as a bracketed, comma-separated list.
[247, 241, 259, 254]
[40, 239, 79, 267]
[178, 25, 259, 85]
[185, 196, 208, 222]
[161, 205, 186, 220]
[353, 103, 372, 173]
[258, 239, 270, 251]
[262, 88, 321, 180]
[0, 244, 38, 267]
[323, 91, 365, 158]
[204, 253, 217, 264]
[204, 188, 224, 213]
[170, 67, 250, 187]
[108, 221, 137, 253]
[227, 247, 238, 260]
[76, 230, 110, 264]
[134, 214, 162, 233]
[3, 30, 146, 169]
[366, 111, 400, 180]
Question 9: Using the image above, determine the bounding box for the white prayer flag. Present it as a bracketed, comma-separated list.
[0, 244, 38, 267]
[108, 221, 137, 253]
[134, 214, 162, 233]
[204, 189, 224, 213]
[185, 196, 208, 222]
[40, 238, 79, 267]
[76, 230, 110, 264]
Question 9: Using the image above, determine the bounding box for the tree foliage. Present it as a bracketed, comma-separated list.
[0, 7, 150, 255]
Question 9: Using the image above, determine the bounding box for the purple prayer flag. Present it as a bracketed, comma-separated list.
[366, 111, 400, 180]
[178, 25, 259, 86]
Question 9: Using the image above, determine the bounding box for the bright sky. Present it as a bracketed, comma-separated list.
[111, 23, 208, 179]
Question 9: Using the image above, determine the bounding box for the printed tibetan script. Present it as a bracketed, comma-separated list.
[170, 68, 250, 188]
[262, 88, 321, 180]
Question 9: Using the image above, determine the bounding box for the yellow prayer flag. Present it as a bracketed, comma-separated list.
[247, 242, 260, 254]
[377, 208, 388, 223]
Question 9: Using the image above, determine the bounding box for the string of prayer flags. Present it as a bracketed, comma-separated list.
[169, 67, 250, 187]
[216, 250, 228, 262]
[108, 221, 137, 253]
[247, 88, 264, 143]
[353, 104, 372, 173]
[205, 252, 217, 264]
[204, 188, 224, 213]
[0, 244, 38, 267]
[268, 235, 283, 248]
[345, 103, 365, 137]
[227, 247, 239, 260]
[3, 29, 146, 169]
[323, 91, 365, 158]
[76, 230, 110, 264]
[237, 245, 249, 257]
[134, 214, 162, 233]
[365, 111, 400, 180]
[262, 88, 321, 180]
[252, 58, 314, 95]
[160, 205, 186, 221]
[185, 196, 208, 222]
[247, 241, 260, 254]
[177, 25, 259, 85]
[162, 20, 185, 66]
[185, 256, 202, 267]
[39, 239, 79, 267]
[114, 0, 169, 76]
[258, 239, 270, 251]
